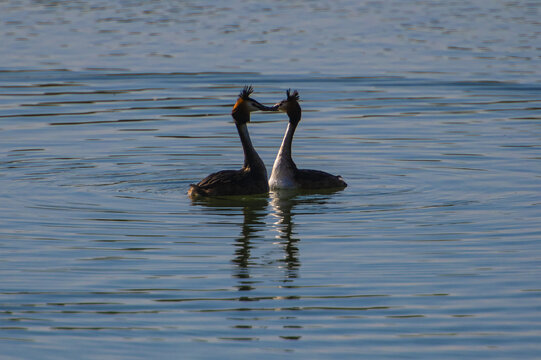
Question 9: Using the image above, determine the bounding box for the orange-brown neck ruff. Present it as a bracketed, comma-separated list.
[232, 97, 243, 112]
[232, 98, 249, 123]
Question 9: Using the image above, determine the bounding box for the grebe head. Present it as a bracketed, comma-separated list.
[274, 89, 301, 124]
[232, 85, 273, 124]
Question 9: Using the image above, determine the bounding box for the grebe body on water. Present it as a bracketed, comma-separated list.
[269, 90, 347, 190]
[188, 86, 273, 198]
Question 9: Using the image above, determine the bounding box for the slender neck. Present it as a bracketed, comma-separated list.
[236, 122, 264, 170]
[279, 106, 301, 160]
[276, 122, 298, 162]
[274, 104, 301, 170]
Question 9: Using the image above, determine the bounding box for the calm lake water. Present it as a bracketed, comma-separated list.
[1, 1, 540, 359]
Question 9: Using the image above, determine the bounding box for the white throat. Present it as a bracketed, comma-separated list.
[269, 123, 297, 190]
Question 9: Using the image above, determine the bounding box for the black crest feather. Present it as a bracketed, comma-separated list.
[286, 89, 299, 101]
[240, 85, 254, 99]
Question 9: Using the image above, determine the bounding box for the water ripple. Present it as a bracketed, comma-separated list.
[2, 3, 541, 357]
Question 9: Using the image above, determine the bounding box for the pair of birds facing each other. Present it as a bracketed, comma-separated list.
[188, 86, 347, 198]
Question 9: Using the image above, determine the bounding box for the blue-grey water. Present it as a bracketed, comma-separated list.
[1, 1, 540, 359]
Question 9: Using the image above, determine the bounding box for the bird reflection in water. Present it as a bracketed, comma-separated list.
[190, 188, 344, 291]
[230, 197, 268, 291]
[189, 194, 302, 289]
[269, 190, 301, 281]
[189, 195, 271, 291]
[269, 188, 346, 280]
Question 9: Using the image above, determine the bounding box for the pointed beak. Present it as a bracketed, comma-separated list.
[251, 98, 278, 112]
[266, 101, 284, 112]
[269, 103, 280, 111]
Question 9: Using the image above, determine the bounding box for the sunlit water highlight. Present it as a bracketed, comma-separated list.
[1, 1, 540, 359]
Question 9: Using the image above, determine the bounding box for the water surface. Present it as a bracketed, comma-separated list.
[1, 1, 540, 359]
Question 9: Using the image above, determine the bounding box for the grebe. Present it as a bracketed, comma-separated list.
[188, 86, 273, 197]
[268, 89, 347, 190]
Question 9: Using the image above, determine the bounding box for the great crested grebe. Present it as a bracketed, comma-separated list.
[188, 86, 274, 197]
[268, 89, 347, 190]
